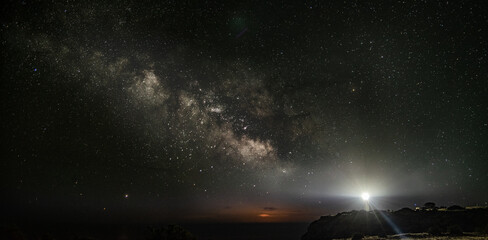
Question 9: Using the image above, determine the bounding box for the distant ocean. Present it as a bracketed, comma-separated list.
[10, 222, 310, 240]
[183, 223, 310, 240]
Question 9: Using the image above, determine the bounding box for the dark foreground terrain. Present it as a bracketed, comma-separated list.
[302, 208, 488, 240]
[1, 222, 310, 240]
[3, 208, 488, 240]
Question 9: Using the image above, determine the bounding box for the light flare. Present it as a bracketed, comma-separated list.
[361, 192, 370, 201]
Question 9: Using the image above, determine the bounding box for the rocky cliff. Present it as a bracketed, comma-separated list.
[302, 208, 488, 240]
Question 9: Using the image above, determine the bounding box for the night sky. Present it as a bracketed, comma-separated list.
[1, 0, 487, 225]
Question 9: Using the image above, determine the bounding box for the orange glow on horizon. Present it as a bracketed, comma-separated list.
[195, 203, 320, 222]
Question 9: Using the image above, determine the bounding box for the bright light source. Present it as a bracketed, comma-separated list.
[361, 192, 370, 201]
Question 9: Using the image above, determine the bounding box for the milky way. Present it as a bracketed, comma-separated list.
[1, 1, 487, 223]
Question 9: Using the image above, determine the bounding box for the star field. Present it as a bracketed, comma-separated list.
[1, 0, 487, 223]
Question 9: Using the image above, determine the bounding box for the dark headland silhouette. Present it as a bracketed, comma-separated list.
[302, 203, 488, 240]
